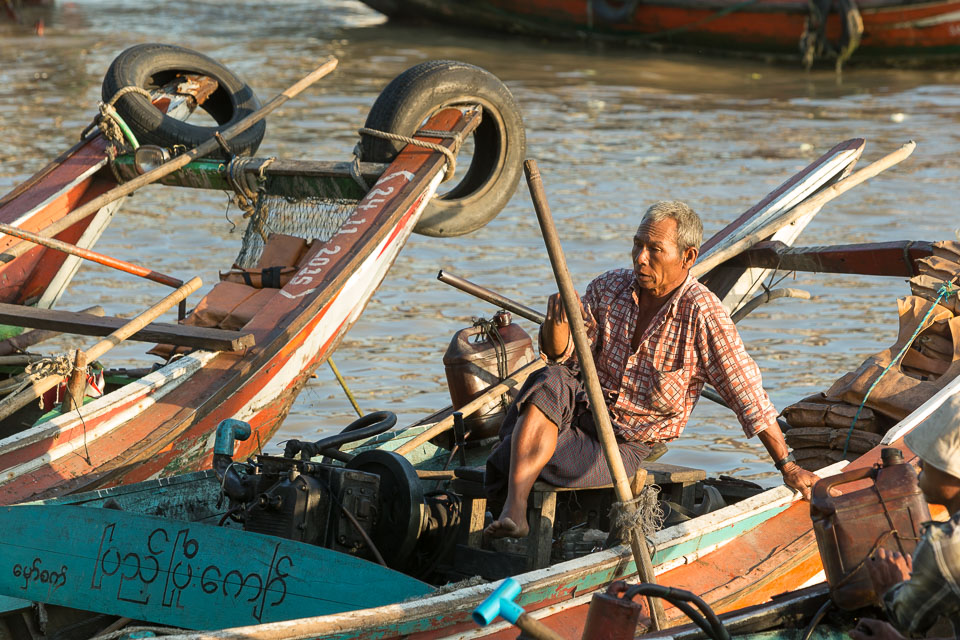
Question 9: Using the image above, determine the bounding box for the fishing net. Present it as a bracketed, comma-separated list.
[234, 183, 360, 269]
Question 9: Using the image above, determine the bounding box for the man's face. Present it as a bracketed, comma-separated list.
[918, 460, 960, 507]
[631, 217, 697, 297]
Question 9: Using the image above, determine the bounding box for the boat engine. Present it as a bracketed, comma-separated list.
[213, 416, 459, 574]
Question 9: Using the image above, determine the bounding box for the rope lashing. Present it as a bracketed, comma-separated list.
[24, 353, 82, 410]
[357, 127, 461, 182]
[225, 155, 276, 218]
[610, 485, 664, 549]
[842, 280, 959, 457]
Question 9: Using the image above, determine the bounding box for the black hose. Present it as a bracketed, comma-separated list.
[623, 584, 730, 640]
[284, 411, 397, 459]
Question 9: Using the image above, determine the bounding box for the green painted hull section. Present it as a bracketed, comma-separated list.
[0, 505, 432, 630]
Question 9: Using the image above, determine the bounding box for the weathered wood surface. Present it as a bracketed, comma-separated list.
[0, 505, 432, 629]
[0, 303, 254, 351]
[722, 240, 936, 277]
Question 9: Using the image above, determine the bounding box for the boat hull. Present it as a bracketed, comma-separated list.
[364, 0, 960, 62]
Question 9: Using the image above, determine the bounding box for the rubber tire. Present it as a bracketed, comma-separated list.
[101, 43, 265, 157]
[360, 60, 525, 237]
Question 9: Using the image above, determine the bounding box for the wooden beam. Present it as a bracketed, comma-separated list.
[0, 303, 254, 351]
[720, 240, 935, 277]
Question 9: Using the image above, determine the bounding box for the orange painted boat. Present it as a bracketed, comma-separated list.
[361, 0, 960, 65]
[0, 49, 526, 508]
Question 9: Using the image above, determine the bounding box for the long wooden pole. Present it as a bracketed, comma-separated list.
[523, 159, 667, 630]
[692, 141, 916, 278]
[0, 57, 339, 263]
[0, 277, 201, 421]
[0, 221, 183, 288]
[395, 359, 545, 456]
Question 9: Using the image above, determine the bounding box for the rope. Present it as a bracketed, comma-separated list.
[358, 127, 460, 182]
[609, 485, 663, 547]
[842, 280, 959, 456]
[474, 318, 510, 411]
[25, 354, 73, 380]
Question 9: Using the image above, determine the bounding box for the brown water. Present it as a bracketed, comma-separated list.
[4, 0, 960, 486]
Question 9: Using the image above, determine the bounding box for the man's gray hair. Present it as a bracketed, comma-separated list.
[641, 201, 703, 252]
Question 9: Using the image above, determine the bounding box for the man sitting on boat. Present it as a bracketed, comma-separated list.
[484, 200, 820, 539]
[850, 397, 960, 640]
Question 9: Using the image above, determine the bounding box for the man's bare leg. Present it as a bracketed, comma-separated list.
[484, 404, 559, 539]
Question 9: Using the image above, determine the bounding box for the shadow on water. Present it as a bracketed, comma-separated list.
[3, 0, 960, 482]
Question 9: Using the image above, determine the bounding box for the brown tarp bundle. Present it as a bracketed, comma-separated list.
[781, 241, 960, 469]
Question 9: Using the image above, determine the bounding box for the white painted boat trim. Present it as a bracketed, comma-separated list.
[35, 199, 121, 310]
[0, 351, 217, 458]
[881, 371, 960, 444]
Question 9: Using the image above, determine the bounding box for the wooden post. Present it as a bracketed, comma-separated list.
[0, 277, 201, 422]
[523, 159, 667, 630]
[0, 57, 339, 263]
[60, 349, 88, 413]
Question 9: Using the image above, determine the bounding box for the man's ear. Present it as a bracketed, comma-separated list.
[682, 246, 699, 268]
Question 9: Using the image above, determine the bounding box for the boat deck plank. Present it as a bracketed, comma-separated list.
[0, 303, 254, 351]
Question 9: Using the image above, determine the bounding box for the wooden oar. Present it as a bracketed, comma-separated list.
[0, 277, 201, 421]
[394, 358, 546, 456]
[0, 221, 183, 288]
[692, 141, 916, 278]
[524, 158, 667, 630]
[0, 57, 339, 264]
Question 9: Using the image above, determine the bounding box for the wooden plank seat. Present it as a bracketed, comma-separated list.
[0, 303, 254, 352]
[452, 461, 706, 570]
[149, 233, 311, 359]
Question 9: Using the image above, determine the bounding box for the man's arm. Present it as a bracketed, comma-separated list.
[756, 422, 819, 501]
[695, 295, 819, 499]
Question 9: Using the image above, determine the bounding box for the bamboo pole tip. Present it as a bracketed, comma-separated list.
[523, 158, 540, 180]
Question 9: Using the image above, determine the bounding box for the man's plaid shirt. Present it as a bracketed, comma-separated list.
[882, 509, 960, 636]
[551, 268, 778, 443]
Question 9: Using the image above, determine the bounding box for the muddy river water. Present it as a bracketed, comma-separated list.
[4, 0, 960, 486]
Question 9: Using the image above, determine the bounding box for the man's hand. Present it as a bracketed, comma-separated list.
[849, 619, 907, 640]
[541, 293, 571, 359]
[867, 547, 913, 597]
[781, 462, 819, 501]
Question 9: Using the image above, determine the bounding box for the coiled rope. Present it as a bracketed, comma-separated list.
[842, 280, 959, 456]
[357, 127, 462, 182]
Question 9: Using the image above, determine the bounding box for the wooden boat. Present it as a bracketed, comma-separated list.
[360, 0, 960, 67]
[0, 46, 526, 505]
[0, 139, 935, 639]
[0, 73, 217, 321]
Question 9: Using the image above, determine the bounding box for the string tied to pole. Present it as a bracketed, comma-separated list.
[842, 279, 959, 456]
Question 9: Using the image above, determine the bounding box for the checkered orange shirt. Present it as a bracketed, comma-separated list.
[550, 268, 778, 443]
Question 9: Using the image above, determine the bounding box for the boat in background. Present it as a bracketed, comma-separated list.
[360, 0, 960, 67]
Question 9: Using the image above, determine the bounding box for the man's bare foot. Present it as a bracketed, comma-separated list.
[484, 516, 530, 539]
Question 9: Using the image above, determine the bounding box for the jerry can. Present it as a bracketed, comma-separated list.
[443, 311, 535, 440]
[810, 447, 931, 610]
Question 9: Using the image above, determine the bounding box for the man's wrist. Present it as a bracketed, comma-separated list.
[774, 452, 796, 472]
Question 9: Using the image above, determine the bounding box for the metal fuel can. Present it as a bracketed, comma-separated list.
[810, 447, 931, 610]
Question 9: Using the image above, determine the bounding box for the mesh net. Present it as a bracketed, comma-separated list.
[234, 185, 359, 269]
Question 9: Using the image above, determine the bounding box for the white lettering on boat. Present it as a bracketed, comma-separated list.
[280, 168, 415, 297]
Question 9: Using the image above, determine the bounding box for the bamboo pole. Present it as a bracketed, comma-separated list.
[0, 57, 339, 263]
[394, 359, 545, 456]
[524, 158, 667, 630]
[0, 221, 183, 288]
[0, 277, 201, 421]
[692, 141, 916, 278]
